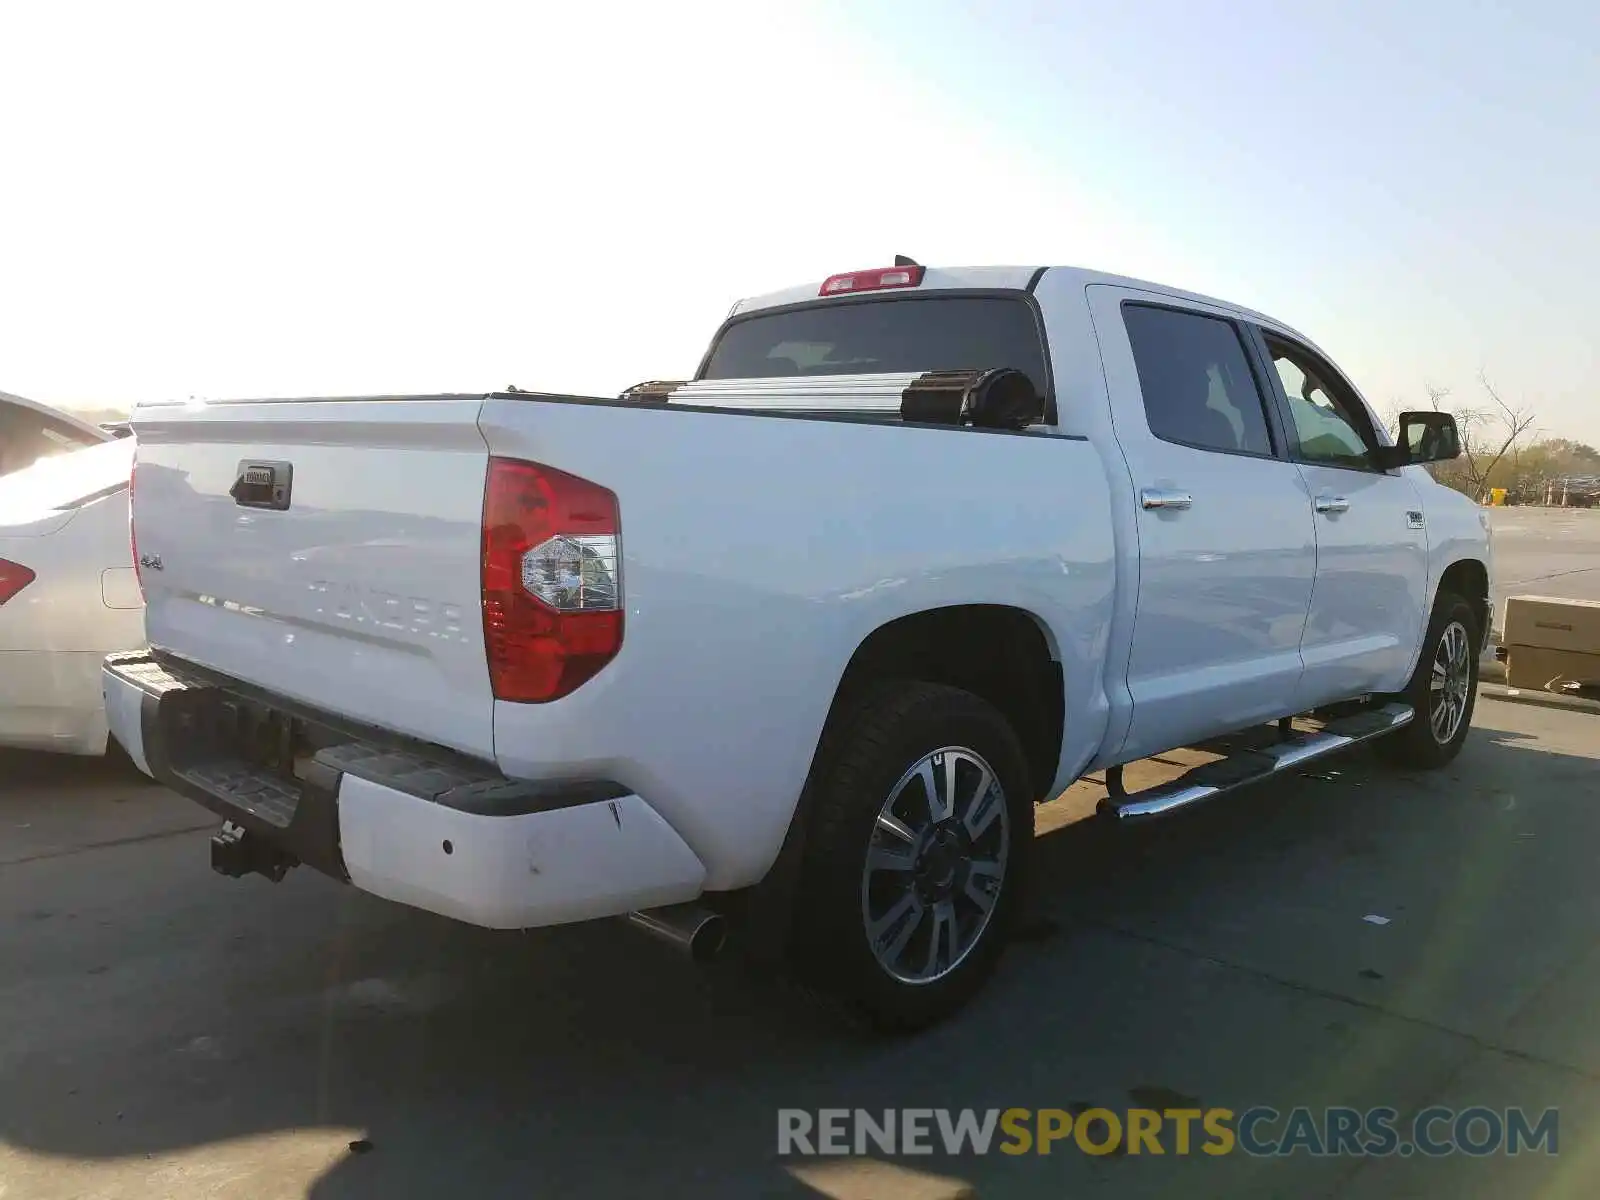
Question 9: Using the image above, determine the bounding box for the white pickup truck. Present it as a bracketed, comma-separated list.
[105, 262, 1490, 1031]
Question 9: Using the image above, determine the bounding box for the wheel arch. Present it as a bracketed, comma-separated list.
[1436, 556, 1491, 648]
[1390, 554, 1491, 703]
[736, 603, 1064, 966]
[821, 604, 1065, 801]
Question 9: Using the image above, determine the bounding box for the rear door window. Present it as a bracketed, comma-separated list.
[1122, 304, 1276, 457]
[702, 295, 1051, 402]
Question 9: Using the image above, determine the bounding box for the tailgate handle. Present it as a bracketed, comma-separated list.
[230, 460, 294, 511]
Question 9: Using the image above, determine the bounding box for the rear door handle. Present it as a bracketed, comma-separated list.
[1314, 496, 1350, 514]
[1141, 488, 1193, 510]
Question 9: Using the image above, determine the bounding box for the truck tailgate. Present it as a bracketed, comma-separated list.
[130, 395, 496, 759]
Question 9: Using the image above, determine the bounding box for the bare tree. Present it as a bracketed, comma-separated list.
[1379, 399, 1405, 438]
[1418, 374, 1537, 499]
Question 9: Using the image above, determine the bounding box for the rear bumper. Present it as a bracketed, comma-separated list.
[0, 650, 113, 756]
[102, 651, 708, 928]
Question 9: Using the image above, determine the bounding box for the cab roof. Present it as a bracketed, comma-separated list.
[728, 264, 1317, 350]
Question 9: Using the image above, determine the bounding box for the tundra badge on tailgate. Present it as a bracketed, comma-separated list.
[230, 460, 294, 511]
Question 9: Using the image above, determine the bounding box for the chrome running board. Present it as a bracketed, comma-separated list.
[1098, 702, 1414, 823]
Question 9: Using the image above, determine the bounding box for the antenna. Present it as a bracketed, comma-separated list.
[893, 255, 920, 267]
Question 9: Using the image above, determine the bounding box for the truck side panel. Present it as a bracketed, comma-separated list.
[476, 398, 1118, 891]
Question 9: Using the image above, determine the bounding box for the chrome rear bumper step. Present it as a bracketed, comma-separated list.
[1098, 702, 1414, 823]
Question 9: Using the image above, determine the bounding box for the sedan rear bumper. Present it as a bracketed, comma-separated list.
[0, 650, 114, 755]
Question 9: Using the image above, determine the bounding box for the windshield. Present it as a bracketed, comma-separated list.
[701, 295, 1050, 400]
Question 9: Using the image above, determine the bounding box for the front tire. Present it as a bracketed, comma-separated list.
[1379, 590, 1479, 769]
[793, 681, 1034, 1033]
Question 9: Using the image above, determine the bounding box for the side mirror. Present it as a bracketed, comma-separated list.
[1377, 411, 1462, 468]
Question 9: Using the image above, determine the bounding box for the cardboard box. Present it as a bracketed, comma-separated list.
[1501, 595, 1600, 654]
[1505, 644, 1600, 690]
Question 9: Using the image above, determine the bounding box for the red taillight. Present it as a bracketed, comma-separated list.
[0, 559, 35, 606]
[481, 458, 623, 703]
[819, 265, 925, 297]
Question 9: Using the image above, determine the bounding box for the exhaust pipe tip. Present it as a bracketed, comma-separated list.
[689, 914, 728, 964]
[625, 903, 728, 964]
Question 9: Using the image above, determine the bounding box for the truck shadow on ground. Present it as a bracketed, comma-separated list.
[3, 712, 1597, 1199]
[1, 744, 147, 788]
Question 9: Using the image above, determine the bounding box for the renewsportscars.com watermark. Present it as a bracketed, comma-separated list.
[778, 1106, 1560, 1159]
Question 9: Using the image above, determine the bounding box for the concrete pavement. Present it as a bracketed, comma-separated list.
[2, 692, 1597, 1199]
[1488, 506, 1600, 618]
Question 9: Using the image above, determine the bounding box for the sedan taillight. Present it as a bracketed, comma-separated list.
[0, 559, 36, 606]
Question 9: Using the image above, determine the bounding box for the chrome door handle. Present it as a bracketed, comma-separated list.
[1141, 488, 1193, 510]
[1315, 496, 1350, 514]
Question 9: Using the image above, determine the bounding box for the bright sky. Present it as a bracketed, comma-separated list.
[3, 0, 1596, 443]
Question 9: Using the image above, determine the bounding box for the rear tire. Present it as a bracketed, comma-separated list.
[1378, 590, 1479, 770]
[792, 681, 1033, 1034]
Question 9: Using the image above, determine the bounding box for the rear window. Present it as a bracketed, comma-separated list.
[0, 401, 107, 476]
[702, 295, 1050, 399]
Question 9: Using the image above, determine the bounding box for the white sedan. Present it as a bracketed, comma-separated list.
[0, 436, 144, 755]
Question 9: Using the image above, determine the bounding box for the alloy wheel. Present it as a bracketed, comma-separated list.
[859, 746, 1011, 985]
[1429, 619, 1472, 744]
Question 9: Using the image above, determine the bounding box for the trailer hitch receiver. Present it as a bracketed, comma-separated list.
[210, 821, 298, 883]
